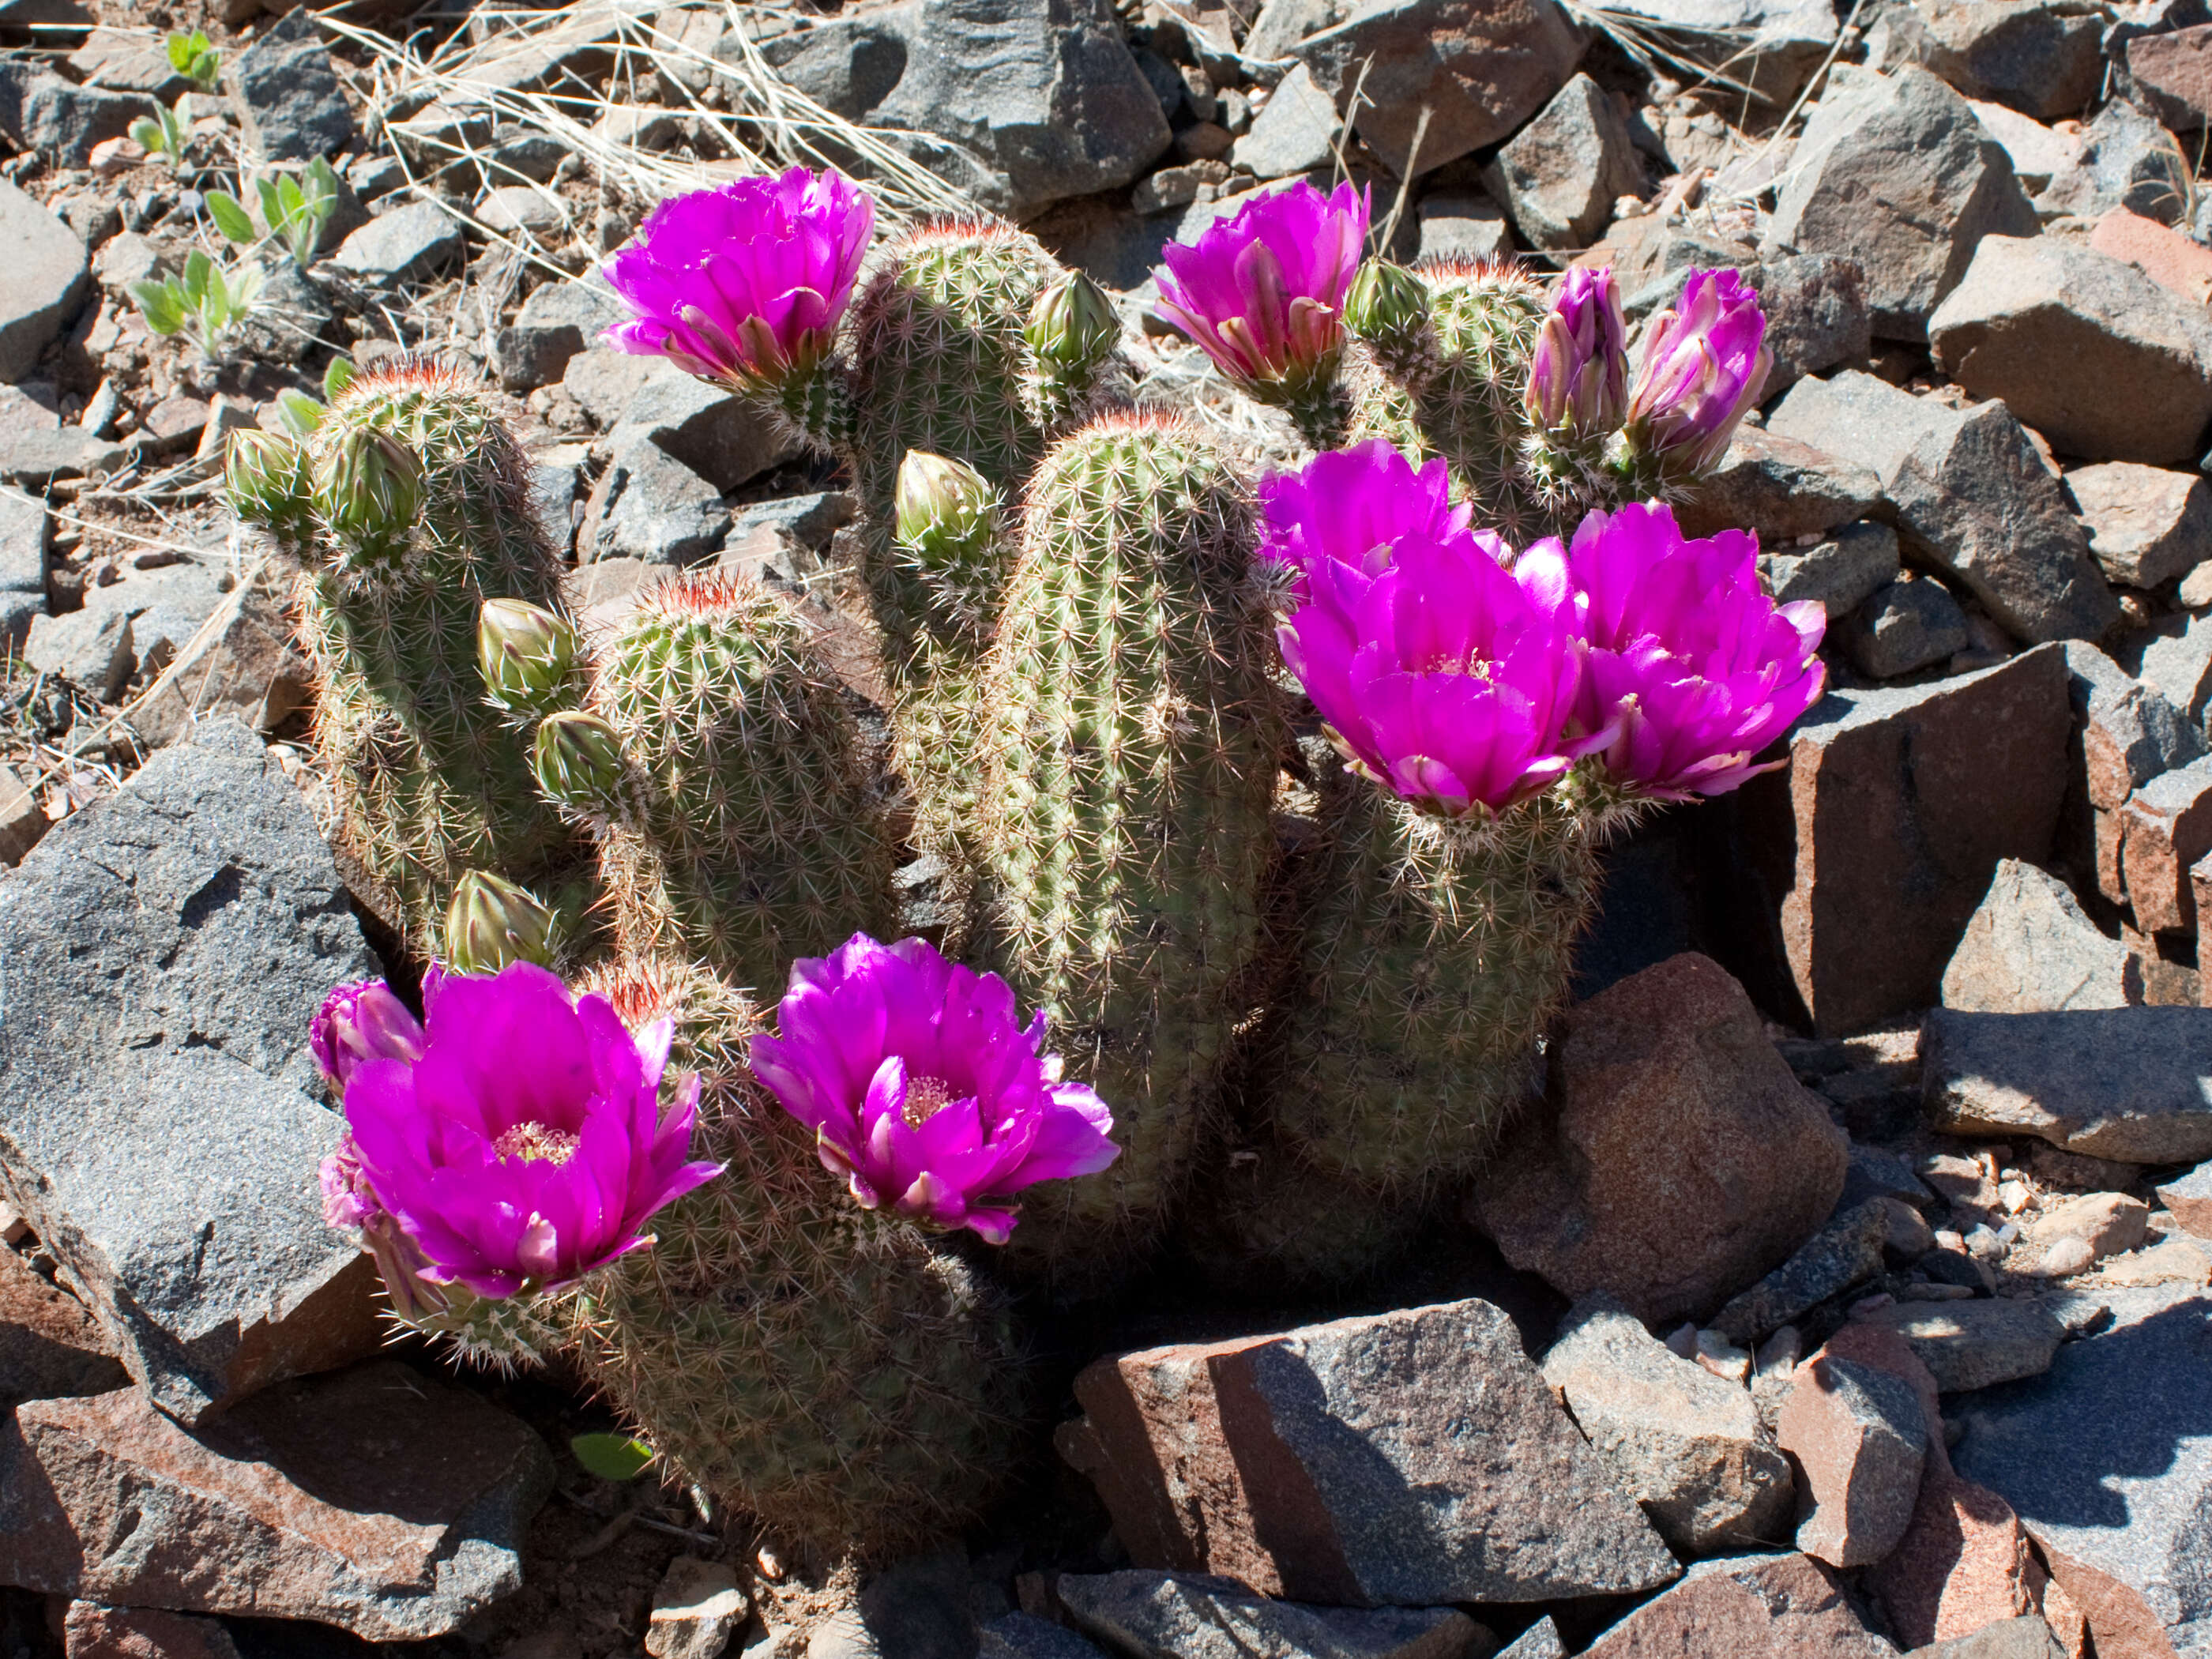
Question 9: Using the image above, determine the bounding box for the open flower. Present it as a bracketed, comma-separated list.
[334, 962, 720, 1298]
[749, 934, 1119, 1243]
[1566, 502, 1826, 799]
[1525, 265, 1627, 440]
[1153, 180, 1369, 394]
[1621, 268, 1772, 474]
[601, 166, 874, 390]
[1258, 438, 1469, 587]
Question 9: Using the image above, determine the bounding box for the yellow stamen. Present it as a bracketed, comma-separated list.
[494, 1122, 581, 1166]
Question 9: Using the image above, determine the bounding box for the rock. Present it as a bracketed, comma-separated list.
[1761, 522, 1905, 615]
[1916, 0, 2103, 119]
[24, 608, 133, 700]
[2126, 20, 2212, 130]
[1940, 858, 2141, 1013]
[2065, 461, 2212, 589]
[0, 65, 152, 169]
[979, 1614, 1108, 1659]
[477, 185, 565, 239]
[332, 201, 463, 285]
[1292, 0, 1589, 178]
[1902, 1619, 2067, 1659]
[1710, 1201, 1896, 1346]
[612, 371, 799, 492]
[1540, 1295, 1794, 1552]
[1056, 1573, 1482, 1659]
[646, 1557, 750, 1659]
[0, 1360, 553, 1640]
[1580, 1552, 1900, 1657]
[2122, 759, 2212, 931]
[1415, 190, 1513, 261]
[237, 259, 337, 367]
[756, 8, 918, 119]
[0, 182, 89, 384]
[578, 438, 731, 567]
[0, 1247, 128, 1402]
[1767, 371, 2116, 643]
[1928, 237, 2212, 467]
[1593, 0, 1836, 101]
[1850, 1299, 2066, 1394]
[1871, 1464, 2049, 1650]
[1726, 645, 2072, 1034]
[496, 278, 623, 393]
[1233, 62, 1339, 179]
[1597, 222, 1760, 319]
[1966, 98, 2082, 193]
[126, 580, 314, 749]
[0, 424, 122, 487]
[2155, 1160, 2212, 1237]
[2018, 1193, 2150, 1273]
[78, 556, 229, 682]
[1496, 1620, 1565, 1659]
[2137, 611, 2212, 722]
[1676, 427, 1883, 544]
[61, 1604, 243, 1659]
[1778, 1352, 1930, 1567]
[1846, 577, 1971, 678]
[1763, 66, 2037, 340]
[225, 7, 354, 163]
[2087, 205, 2212, 304]
[68, 28, 193, 99]
[1056, 1296, 1680, 1604]
[1922, 1004, 2212, 1161]
[2033, 98, 2190, 225]
[0, 722, 381, 1424]
[1480, 72, 1643, 250]
[1746, 254, 1875, 396]
[1468, 953, 1847, 1325]
[1952, 1283, 2212, 1659]
[0, 769, 47, 866]
[2069, 642, 2209, 811]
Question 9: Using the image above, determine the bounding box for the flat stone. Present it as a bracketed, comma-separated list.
[1779, 1352, 1929, 1567]
[1941, 858, 2141, 1013]
[1292, 0, 1588, 178]
[1677, 426, 1883, 544]
[612, 365, 799, 491]
[1481, 71, 1644, 250]
[1767, 371, 2117, 644]
[0, 1360, 553, 1641]
[1917, 0, 2103, 120]
[78, 556, 229, 682]
[1953, 1284, 2212, 1659]
[1415, 190, 1513, 262]
[577, 437, 731, 567]
[0, 1245, 129, 1403]
[1057, 1296, 1680, 1604]
[1850, 1299, 2066, 1394]
[0, 721, 381, 1424]
[1902, 1619, 2067, 1659]
[1761, 521, 1904, 615]
[1540, 1294, 1794, 1552]
[979, 1613, 1109, 1659]
[2122, 759, 2212, 932]
[24, 608, 133, 701]
[1763, 66, 2037, 341]
[2066, 461, 2212, 589]
[1469, 953, 1847, 1326]
[225, 6, 355, 163]
[2154, 1159, 2212, 1238]
[1057, 1573, 1481, 1659]
[68, 28, 193, 99]
[0, 64, 152, 170]
[754, 6, 920, 120]
[1966, 98, 2082, 193]
[127, 579, 314, 750]
[2088, 205, 2212, 305]
[1710, 1200, 1895, 1346]
[62, 1604, 243, 1659]
[1846, 576, 1970, 678]
[2034, 98, 2191, 225]
[646, 1556, 750, 1659]
[562, 345, 664, 426]
[0, 181, 90, 385]
[332, 200, 464, 285]
[1747, 254, 1875, 396]
[1580, 1552, 1901, 1657]
[2127, 20, 2212, 130]
[0, 425, 122, 487]
[2018, 1192, 2150, 1271]
[496, 278, 623, 393]
[1922, 1003, 2212, 1161]
[1727, 646, 2073, 1035]
[476, 184, 565, 239]
[1234, 62, 1339, 179]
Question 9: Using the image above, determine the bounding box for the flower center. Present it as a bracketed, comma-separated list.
[903, 1074, 957, 1128]
[1422, 650, 1496, 680]
[494, 1121, 582, 1166]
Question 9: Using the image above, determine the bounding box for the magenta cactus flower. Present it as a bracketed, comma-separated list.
[1565, 502, 1826, 799]
[310, 977, 426, 1090]
[333, 963, 721, 1299]
[1621, 268, 1773, 473]
[600, 165, 875, 390]
[748, 933, 1119, 1244]
[1258, 438, 1469, 584]
[1525, 265, 1628, 439]
[1153, 180, 1370, 393]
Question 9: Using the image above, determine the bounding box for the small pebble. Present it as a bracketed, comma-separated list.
[1694, 1329, 1750, 1382]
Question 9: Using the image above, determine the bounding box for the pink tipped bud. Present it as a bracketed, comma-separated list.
[1525, 266, 1628, 441]
[1623, 268, 1773, 476]
[310, 979, 426, 1089]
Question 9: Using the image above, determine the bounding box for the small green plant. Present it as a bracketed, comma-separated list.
[570, 1432, 655, 1481]
[128, 100, 188, 163]
[167, 29, 220, 92]
[131, 250, 265, 358]
[206, 159, 339, 267]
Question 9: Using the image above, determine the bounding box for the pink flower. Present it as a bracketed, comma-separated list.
[749, 934, 1119, 1244]
[1622, 269, 1772, 473]
[310, 978, 426, 1090]
[601, 166, 874, 389]
[1153, 181, 1369, 391]
[1258, 438, 1469, 585]
[1525, 265, 1627, 439]
[1566, 502, 1827, 799]
[336, 963, 721, 1298]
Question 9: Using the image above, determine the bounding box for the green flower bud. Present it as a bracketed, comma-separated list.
[223, 428, 312, 540]
[479, 598, 583, 717]
[444, 870, 556, 976]
[1343, 260, 1429, 356]
[311, 427, 423, 568]
[1025, 271, 1119, 376]
[893, 450, 997, 573]
[532, 710, 626, 814]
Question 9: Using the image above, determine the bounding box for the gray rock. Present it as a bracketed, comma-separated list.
[1966, 96, 2082, 193]
[1612, 227, 1761, 322]
[1762, 522, 1905, 617]
[483, 126, 569, 187]
[67, 28, 192, 99]
[1923, 1004, 2212, 1161]
[2068, 641, 2210, 809]
[1928, 236, 2212, 466]
[24, 608, 132, 701]
[1292, 0, 1589, 178]
[1678, 427, 1883, 545]
[0, 485, 46, 598]
[1579, 1552, 1899, 1656]
[1747, 254, 1873, 395]
[128, 581, 314, 750]
[2135, 610, 2212, 723]
[0, 182, 88, 385]
[80, 557, 228, 682]
[237, 258, 337, 366]
[1839, 1142, 1937, 1213]
[225, 6, 356, 164]
[581, 438, 730, 568]
[2034, 97, 2191, 224]
[1851, 1297, 2066, 1394]
[2126, 21, 2212, 132]
[1057, 1573, 1482, 1659]
[0, 63, 152, 169]
[1481, 71, 1645, 251]
[1776, 1353, 1928, 1567]
[1845, 577, 1970, 678]
[1710, 1201, 1894, 1345]
[613, 369, 799, 492]
[495, 277, 623, 393]
[1496, 1620, 1566, 1659]
[1902, 1617, 2067, 1659]
[1915, 0, 2103, 120]
[1540, 1296, 1795, 1553]
[646, 1556, 751, 1659]
[1763, 66, 2038, 340]
[2067, 461, 2212, 589]
[978, 1613, 1108, 1659]
[331, 200, 464, 285]
[0, 721, 380, 1424]
[563, 345, 666, 427]
[758, 6, 920, 119]
[1235, 62, 1340, 178]
[0, 425, 122, 487]
[1594, 0, 1835, 100]
[1952, 1284, 2211, 1657]
[1943, 858, 2140, 1012]
[1415, 190, 1513, 261]
[476, 183, 565, 239]
[1246, 0, 1347, 60]
[1766, 370, 2118, 643]
[0, 592, 42, 654]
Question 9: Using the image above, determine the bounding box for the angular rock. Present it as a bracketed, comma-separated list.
[1234, 62, 1339, 179]
[1871, 1463, 2048, 1650]
[612, 370, 798, 492]
[1778, 1352, 1929, 1567]
[2122, 759, 2212, 932]
[1746, 254, 1874, 396]
[1763, 66, 2037, 340]
[1469, 953, 1847, 1325]
[2069, 643, 2209, 810]
[1057, 1296, 1680, 1604]
[1761, 521, 1904, 615]
[2034, 98, 2191, 225]
[1540, 1295, 1794, 1552]
[24, 608, 132, 701]
[127, 581, 314, 750]
[1940, 858, 2141, 1013]
[1922, 1004, 2212, 1161]
[1497, 1620, 1566, 1659]
[476, 184, 564, 239]
[2155, 1159, 2212, 1237]
[496, 280, 624, 394]
[332, 201, 463, 285]
[1929, 237, 2212, 467]
[1902, 1619, 2067, 1659]
[646, 1557, 750, 1659]
[1292, 0, 1588, 178]
[2018, 1193, 2150, 1270]
[1677, 427, 1883, 544]
[1916, 0, 2102, 120]
[578, 438, 731, 567]
[0, 721, 381, 1424]
[1580, 1552, 1900, 1657]
[62, 1604, 243, 1659]
[1481, 72, 1643, 250]
[1846, 577, 1970, 678]
[69, 29, 194, 99]
[2127, 20, 2212, 130]
[1415, 190, 1513, 261]
[0, 769, 47, 867]
[225, 7, 355, 163]
[980, 1613, 1110, 1659]
[2066, 461, 2212, 589]
[1056, 1573, 1481, 1659]
[0, 1247, 129, 1403]
[1710, 1200, 1895, 1345]
[1726, 646, 2072, 1034]
[1966, 98, 2082, 194]
[0, 65, 152, 169]
[1769, 371, 2117, 643]
[2088, 205, 2212, 305]
[77, 557, 228, 683]
[1851, 1299, 2066, 1394]
[0, 181, 89, 385]
[0, 1360, 553, 1641]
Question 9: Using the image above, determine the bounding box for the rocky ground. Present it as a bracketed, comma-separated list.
[2, 0, 2212, 1653]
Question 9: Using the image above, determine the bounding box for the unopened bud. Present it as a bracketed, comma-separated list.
[532, 711, 626, 813]
[1342, 260, 1428, 356]
[479, 599, 582, 717]
[444, 870, 556, 976]
[311, 428, 423, 566]
[224, 428, 313, 540]
[893, 450, 997, 572]
[1025, 271, 1119, 376]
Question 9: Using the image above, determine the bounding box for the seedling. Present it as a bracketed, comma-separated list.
[166, 30, 221, 92]
[130, 250, 265, 358]
[205, 158, 339, 267]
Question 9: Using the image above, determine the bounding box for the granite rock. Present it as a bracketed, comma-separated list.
[1710, 1199, 1896, 1345]
[1747, 254, 1875, 395]
[1916, 0, 2102, 120]
[1056, 1573, 1482, 1659]
[225, 6, 355, 163]
[1901, 1619, 2066, 1659]
[0, 181, 90, 385]
[1676, 426, 1883, 544]
[1940, 858, 2141, 1013]
[1480, 71, 1644, 250]
[1761, 521, 1904, 615]
[978, 1613, 1109, 1659]
[1850, 1299, 2066, 1394]
[0, 1247, 129, 1404]
[2126, 20, 2212, 130]
[2121, 758, 2212, 932]
[1579, 1552, 1902, 1657]
[2065, 461, 2212, 589]
[2034, 98, 2191, 224]
[1778, 1352, 1930, 1567]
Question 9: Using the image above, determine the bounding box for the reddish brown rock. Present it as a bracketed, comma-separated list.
[1467, 954, 1848, 1326]
[0, 1360, 553, 1641]
[2090, 206, 2212, 304]
[2127, 23, 2212, 131]
[2121, 762, 2212, 933]
[64, 1604, 241, 1659]
[1872, 1465, 2046, 1648]
[2155, 1158, 2212, 1236]
[1777, 1352, 1929, 1567]
[1579, 1552, 1898, 1657]
[0, 1246, 128, 1402]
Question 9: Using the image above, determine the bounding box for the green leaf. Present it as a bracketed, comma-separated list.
[160, 103, 186, 156]
[187, 49, 220, 90]
[165, 30, 198, 72]
[570, 1432, 654, 1481]
[255, 175, 284, 228]
[224, 260, 265, 318]
[130, 280, 186, 336]
[127, 116, 163, 153]
[322, 356, 356, 401]
[205, 190, 256, 245]
[303, 157, 338, 210]
[181, 249, 214, 304]
[272, 387, 323, 437]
